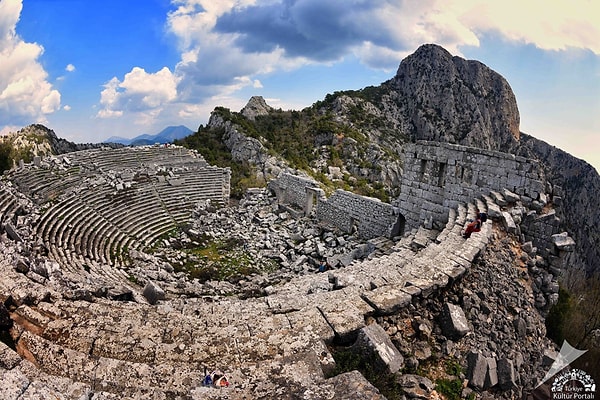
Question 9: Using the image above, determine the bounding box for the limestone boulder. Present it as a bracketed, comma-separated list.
[352, 323, 404, 374]
[143, 281, 166, 305]
[441, 303, 470, 339]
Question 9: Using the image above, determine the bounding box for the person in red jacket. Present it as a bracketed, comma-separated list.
[463, 216, 482, 238]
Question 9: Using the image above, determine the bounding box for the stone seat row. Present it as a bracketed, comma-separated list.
[37, 188, 170, 272]
[65, 146, 206, 173]
[0, 186, 20, 224]
[33, 167, 226, 283]
[264, 192, 496, 340]
[3, 294, 343, 398]
[0, 187, 523, 399]
[10, 167, 84, 203]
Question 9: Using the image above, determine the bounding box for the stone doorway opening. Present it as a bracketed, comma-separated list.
[390, 213, 406, 237]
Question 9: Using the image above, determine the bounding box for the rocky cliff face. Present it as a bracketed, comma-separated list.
[198, 44, 598, 274]
[241, 95, 274, 120]
[382, 44, 520, 150]
[518, 134, 600, 274]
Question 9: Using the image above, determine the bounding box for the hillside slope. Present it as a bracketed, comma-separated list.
[0, 124, 122, 173]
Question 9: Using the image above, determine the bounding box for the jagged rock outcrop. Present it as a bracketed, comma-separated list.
[240, 95, 273, 120]
[207, 108, 295, 182]
[0, 124, 122, 167]
[386, 44, 520, 150]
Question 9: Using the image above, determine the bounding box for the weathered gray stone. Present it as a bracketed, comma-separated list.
[490, 191, 508, 206]
[551, 232, 576, 252]
[395, 374, 435, 399]
[482, 195, 502, 219]
[14, 258, 29, 274]
[501, 211, 517, 234]
[142, 281, 165, 305]
[441, 303, 470, 339]
[4, 223, 22, 242]
[353, 323, 404, 374]
[0, 341, 21, 370]
[362, 286, 412, 315]
[485, 357, 498, 388]
[467, 351, 487, 390]
[502, 188, 520, 203]
[325, 370, 386, 399]
[497, 358, 517, 390]
[105, 286, 134, 302]
[319, 302, 366, 343]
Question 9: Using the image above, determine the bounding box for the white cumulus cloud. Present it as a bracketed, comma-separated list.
[459, 0, 600, 54]
[0, 0, 61, 127]
[93, 0, 600, 135]
[97, 67, 179, 118]
[166, 0, 600, 86]
[65, 63, 75, 72]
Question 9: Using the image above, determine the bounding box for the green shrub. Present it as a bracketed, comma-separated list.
[435, 378, 463, 400]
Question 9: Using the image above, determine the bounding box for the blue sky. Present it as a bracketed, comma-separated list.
[1, 0, 599, 171]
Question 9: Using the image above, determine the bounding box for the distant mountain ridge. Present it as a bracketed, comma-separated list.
[104, 125, 193, 146]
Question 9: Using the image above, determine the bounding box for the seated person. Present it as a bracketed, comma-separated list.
[463, 217, 482, 238]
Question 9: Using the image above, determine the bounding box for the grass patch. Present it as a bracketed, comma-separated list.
[434, 358, 469, 400]
[178, 236, 277, 283]
[435, 378, 463, 400]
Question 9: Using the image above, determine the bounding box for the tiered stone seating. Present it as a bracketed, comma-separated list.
[17, 146, 229, 284]
[11, 166, 83, 203]
[153, 166, 229, 223]
[265, 195, 495, 337]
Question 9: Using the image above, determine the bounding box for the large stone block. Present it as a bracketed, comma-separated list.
[362, 286, 412, 315]
[352, 323, 404, 374]
[501, 211, 517, 234]
[318, 302, 365, 344]
[485, 357, 498, 388]
[325, 370, 386, 399]
[551, 232, 576, 252]
[497, 358, 517, 390]
[143, 281, 166, 305]
[441, 303, 470, 339]
[467, 351, 487, 389]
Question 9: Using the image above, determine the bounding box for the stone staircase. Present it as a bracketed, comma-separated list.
[0, 189, 505, 399]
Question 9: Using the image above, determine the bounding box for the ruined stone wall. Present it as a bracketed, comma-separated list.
[316, 190, 401, 239]
[268, 173, 320, 212]
[269, 174, 401, 239]
[397, 141, 545, 230]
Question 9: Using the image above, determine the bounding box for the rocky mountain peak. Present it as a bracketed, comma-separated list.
[241, 95, 273, 120]
[390, 43, 520, 151]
